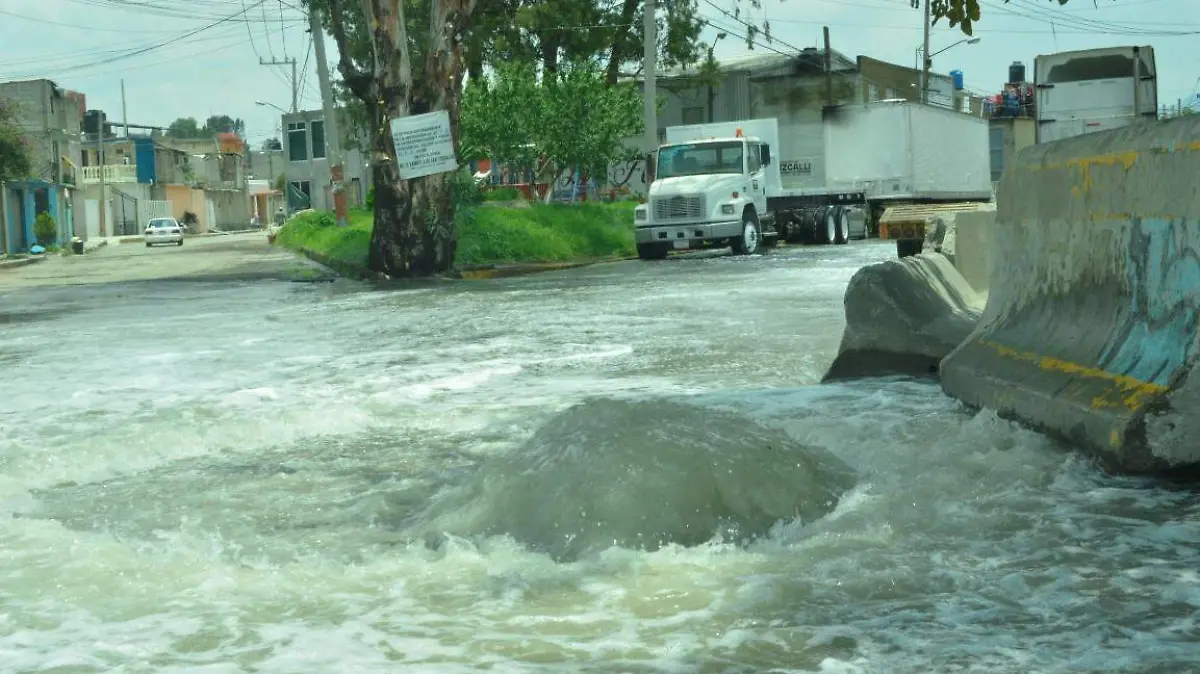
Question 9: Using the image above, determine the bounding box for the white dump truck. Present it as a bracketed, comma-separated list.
[633, 99, 993, 260]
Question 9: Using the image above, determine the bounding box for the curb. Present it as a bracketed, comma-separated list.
[0, 256, 46, 271]
[281, 244, 631, 282]
[454, 257, 633, 280]
[115, 229, 264, 244]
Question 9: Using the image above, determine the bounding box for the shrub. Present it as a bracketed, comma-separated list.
[33, 211, 56, 245]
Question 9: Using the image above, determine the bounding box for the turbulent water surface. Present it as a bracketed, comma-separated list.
[2, 244, 1198, 673]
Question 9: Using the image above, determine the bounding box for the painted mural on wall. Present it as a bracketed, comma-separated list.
[1097, 216, 1200, 387]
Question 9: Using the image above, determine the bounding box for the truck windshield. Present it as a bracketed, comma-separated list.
[657, 141, 744, 179]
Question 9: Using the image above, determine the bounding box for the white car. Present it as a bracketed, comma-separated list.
[144, 217, 184, 247]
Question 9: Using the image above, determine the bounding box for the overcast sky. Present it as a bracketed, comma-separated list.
[2, 0, 1196, 147]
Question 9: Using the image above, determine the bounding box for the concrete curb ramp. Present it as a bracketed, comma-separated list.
[823, 253, 984, 382]
[940, 115, 1200, 474]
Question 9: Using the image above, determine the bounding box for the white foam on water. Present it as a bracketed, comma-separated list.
[2, 248, 1197, 672]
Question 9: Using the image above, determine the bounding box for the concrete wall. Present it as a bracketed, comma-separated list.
[163, 184, 209, 233]
[208, 189, 251, 230]
[940, 115, 1200, 474]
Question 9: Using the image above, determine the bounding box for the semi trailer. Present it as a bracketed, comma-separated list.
[634, 99, 994, 260]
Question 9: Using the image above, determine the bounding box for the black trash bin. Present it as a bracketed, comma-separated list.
[71, 239, 84, 255]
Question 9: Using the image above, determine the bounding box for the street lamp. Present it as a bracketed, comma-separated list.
[255, 100, 288, 114]
[918, 36, 981, 103]
[931, 36, 981, 59]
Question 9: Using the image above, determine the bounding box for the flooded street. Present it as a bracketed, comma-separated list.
[1, 242, 1198, 673]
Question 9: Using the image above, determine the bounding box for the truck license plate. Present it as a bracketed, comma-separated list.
[673, 240, 690, 249]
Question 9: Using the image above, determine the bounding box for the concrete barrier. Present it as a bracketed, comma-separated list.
[940, 115, 1200, 474]
[823, 253, 985, 382]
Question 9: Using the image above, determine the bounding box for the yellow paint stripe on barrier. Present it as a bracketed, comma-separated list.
[977, 340, 1168, 413]
[1024, 141, 1200, 175]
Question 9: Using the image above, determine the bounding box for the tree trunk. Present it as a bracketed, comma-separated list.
[605, 0, 641, 86]
[331, 0, 474, 278]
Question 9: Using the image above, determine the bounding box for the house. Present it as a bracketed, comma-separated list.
[0, 79, 85, 254]
[279, 108, 371, 212]
[78, 129, 256, 235]
[79, 133, 198, 236]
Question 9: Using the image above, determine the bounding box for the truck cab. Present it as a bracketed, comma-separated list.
[634, 125, 780, 260]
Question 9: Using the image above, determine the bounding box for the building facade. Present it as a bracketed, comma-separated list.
[0, 79, 84, 254]
[279, 108, 370, 212]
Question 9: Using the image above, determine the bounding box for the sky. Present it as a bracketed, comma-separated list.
[1, 0, 1197, 149]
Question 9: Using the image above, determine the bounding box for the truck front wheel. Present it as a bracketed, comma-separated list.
[730, 214, 761, 256]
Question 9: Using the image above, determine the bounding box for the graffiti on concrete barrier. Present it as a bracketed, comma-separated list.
[1097, 216, 1200, 387]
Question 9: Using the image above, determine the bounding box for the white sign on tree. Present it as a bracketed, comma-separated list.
[389, 110, 459, 180]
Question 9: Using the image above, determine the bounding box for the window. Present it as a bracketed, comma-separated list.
[288, 180, 312, 210]
[287, 122, 307, 162]
[656, 141, 744, 179]
[311, 120, 326, 160]
[746, 143, 760, 174]
[682, 106, 705, 125]
[868, 84, 879, 102]
[988, 127, 1006, 182]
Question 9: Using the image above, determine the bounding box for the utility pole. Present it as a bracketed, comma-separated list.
[643, 0, 657, 179]
[97, 127, 107, 237]
[309, 8, 348, 228]
[920, 0, 931, 104]
[823, 26, 833, 106]
[120, 79, 129, 138]
[260, 57, 299, 113]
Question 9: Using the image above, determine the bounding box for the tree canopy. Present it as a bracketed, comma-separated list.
[0, 97, 31, 183]
[460, 62, 643, 183]
[167, 115, 246, 139]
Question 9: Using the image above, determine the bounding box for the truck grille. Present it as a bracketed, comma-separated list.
[653, 195, 705, 221]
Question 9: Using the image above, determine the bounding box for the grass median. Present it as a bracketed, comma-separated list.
[274, 201, 638, 274]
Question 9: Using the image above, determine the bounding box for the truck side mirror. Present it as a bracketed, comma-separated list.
[760, 144, 771, 166]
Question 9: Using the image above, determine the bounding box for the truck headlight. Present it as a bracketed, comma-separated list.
[635, 207, 648, 221]
[720, 203, 736, 215]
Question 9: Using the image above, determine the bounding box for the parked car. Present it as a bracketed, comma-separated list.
[144, 217, 184, 247]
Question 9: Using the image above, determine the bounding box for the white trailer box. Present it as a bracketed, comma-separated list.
[822, 101, 992, 201]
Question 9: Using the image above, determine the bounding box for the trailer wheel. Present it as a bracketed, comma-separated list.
[835, 207, 850, 245]
[896, 239, 923, 258]
[822, 207, 838, 245]
[731, 212, 761, 256]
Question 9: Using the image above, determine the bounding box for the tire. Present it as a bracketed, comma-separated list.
[821, 207, 837, 245]
[145, 242, 152, 247]
[636, 242, 669, 261]
[896, 239, 923, 258]
[730, 212, 761, 256]
[835, 207, 850, 245]
[177, 239, 184, 246]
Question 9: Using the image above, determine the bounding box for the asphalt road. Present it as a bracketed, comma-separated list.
[0, 232, 331, 290]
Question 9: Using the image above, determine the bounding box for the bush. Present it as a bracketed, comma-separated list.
[274, 208, 372, 267]
[33, 211, 56, 245]
[482, 186, 522, 202]
[273, 186, 637, 273]
[455, 202, 637, 265]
